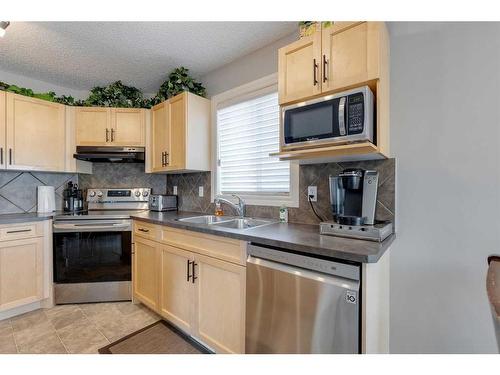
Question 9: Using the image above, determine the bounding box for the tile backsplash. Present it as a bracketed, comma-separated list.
[78, 163, 167, 194]
[0, 159, 394, 226]
[167, 158, 395, 226]
[0, 171, 77, 214]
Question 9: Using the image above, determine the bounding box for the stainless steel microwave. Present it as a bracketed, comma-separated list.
[281, 86, 374, 149]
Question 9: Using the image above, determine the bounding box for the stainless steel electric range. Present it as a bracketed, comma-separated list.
[53, 187, 151, 304]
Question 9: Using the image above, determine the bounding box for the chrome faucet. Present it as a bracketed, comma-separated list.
[215, 194, 246, 218]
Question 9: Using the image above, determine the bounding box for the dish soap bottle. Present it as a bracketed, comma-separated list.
[215, 201, 224, 216]
[279, 205, 288, 223]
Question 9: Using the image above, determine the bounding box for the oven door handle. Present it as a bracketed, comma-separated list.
[53, 223, 131, 232]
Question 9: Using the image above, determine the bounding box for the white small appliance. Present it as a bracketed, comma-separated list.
[37, 186, 56, 213]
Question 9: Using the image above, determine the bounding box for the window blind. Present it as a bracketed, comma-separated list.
[217, 91, 290, 194]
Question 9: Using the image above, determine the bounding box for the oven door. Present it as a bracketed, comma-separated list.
[53, 220, 132, 284]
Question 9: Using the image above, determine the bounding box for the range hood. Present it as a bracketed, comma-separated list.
[74, 146, 145, 163]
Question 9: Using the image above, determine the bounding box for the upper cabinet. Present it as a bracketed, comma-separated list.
[322, 22, 381, 93]
[2, 92, 66, 172]
[278, 31, 322, 104]
[75, 107, 145, 146]
[147, 92, 210, 174]
[277, 22, 390, 161]
[279, 22, 386, 105]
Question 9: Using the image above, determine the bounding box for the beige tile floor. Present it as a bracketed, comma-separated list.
[0, 302, 160, 354]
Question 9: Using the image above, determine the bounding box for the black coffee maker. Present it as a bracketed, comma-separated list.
[63, 181, 84, 212]
[329, 168, 378, 226]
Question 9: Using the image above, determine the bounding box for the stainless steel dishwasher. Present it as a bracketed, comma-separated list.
[245, 243, 361, 354]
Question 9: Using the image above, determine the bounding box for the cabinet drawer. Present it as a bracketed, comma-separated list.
[134, 221, 160, 241]
[0, 222, 44, 242]
[159, 226, 246, 266]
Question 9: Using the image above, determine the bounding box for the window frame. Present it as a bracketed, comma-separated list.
[211, 73, 299, 208]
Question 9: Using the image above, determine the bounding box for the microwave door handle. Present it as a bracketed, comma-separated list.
[338, 97, 347, 136]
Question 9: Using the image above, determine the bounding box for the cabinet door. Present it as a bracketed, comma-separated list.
[0, 91, 5, 169]
[159, 245, 194, 333]
[322, 22, 380, 92]
[150, 101, 170, 172]
[112, 108, 145, 146]
[193, 254, 246, 353]
[5, 93, 65, 171]
[0, 237, 44, 312]
[165, 93, 186, 171]
[75, 107, 111, 146]
[133, 237, 159, 310]
[278, 31, 322, 104]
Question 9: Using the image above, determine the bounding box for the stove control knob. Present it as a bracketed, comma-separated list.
[89, 191, 96, 197]
[135, 191, 141, 197]
[142, 191, 149, 197]
[97, 191, 103, 198]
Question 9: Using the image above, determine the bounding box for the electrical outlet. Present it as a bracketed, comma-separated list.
[308, 186, 317, 202]
[173, 186, 178, 195]
[198, 186, 204, 197]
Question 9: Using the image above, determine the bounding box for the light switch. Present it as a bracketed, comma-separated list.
[173, 186, 178, 195]
[198, 186, 204, 197]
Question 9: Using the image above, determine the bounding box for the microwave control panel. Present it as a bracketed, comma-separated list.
[347, 93, 365, 134]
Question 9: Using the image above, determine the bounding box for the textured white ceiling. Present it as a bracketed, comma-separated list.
[0, 22, 296, 93]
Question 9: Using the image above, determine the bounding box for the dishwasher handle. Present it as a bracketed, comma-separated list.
[247, 255, 359, 291]
[247, 243, 360, 281]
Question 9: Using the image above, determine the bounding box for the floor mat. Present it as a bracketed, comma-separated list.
[98, 320, 211, 354]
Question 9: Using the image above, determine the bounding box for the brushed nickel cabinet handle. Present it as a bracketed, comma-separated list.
[105, 128, 109, 142]
[165, 153, 169, 165]
[138, 228, 149, 233]
[9, 148, 12, 165]
[111, 128, 115, 142]
[0, 147, 3, 165]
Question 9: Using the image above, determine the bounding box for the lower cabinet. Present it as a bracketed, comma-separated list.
[133, 237, 160, 311]
[159, 245, 194, 334]
[0, 221, 52, 314]
[194, 253, 246, 353]
[133, 223, 246, 353]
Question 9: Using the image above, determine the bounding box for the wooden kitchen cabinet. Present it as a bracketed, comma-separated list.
[133, 221, 247, 353]
[0, 221, 52, 317]
[133, 236, 160, 311]
[276, 22, 390, 162]
[4, 93, 66, 171]
[278, 31, 322, 105]
[75, 107, 145, 146]
[75, 107, 111, 146]
[278, 22, 386, 104]
[159, 244, 194, 334]
[111, 108, 145, 146]
[322, 22, 382, 93]
[194, 253, 246, 354]
[150, 100, 170, 172]
[0, 237, 44, 312]
[147, 92, 210, 173]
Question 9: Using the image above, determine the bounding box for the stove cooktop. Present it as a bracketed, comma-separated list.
[55, 210, 148, 221]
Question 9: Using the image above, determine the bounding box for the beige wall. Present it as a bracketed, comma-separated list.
[200, 32, 296, 97]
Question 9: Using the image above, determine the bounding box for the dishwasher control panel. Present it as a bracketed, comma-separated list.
[247, 243, 360, 281]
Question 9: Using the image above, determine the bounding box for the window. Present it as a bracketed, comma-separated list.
[212, 74, 299, 207]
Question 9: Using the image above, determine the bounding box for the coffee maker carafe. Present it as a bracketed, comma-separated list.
[329, 168, 378, 226]
[63, 181, 83, 212]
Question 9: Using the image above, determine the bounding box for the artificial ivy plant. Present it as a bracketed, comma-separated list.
[0, 66, 206, 109]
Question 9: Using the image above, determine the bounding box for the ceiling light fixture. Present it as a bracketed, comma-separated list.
[0, 21, 10, 38]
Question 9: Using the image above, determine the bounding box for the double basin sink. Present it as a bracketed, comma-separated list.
[176, 215, 275, 230]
